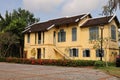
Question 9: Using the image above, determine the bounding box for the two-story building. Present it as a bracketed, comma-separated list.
[23, 13, 119, 62]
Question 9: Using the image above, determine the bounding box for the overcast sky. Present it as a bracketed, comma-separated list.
[0, 0, 120, 22]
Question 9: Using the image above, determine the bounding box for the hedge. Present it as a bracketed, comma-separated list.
[0, 57, 96, 67]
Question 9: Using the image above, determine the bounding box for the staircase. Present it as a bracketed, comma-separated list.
[53, 46, 70, 59]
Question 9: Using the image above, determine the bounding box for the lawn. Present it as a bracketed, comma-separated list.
[97, 67, 120, 78]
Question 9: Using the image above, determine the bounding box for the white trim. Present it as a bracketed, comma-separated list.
[108, 14, 116, 23]
[22, 27, 31, 33]
[75, 18, 79, 22]
[47, 24, 55, 30]
[80, 13, 90, 20]
[25, 22, 38, 29]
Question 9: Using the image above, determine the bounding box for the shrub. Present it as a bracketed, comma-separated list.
[94, 61, 105, 67]
[0, 57, 6, 62]
[0, 57, 96, 67]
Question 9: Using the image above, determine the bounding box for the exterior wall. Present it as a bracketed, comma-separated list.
[24, 17, 119, 62]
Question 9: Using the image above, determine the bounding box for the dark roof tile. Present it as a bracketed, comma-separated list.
[23, 14, 91, 33]
[81, 16, 113, 27]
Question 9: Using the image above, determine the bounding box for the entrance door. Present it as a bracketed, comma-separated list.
[37, 48, 41, 59]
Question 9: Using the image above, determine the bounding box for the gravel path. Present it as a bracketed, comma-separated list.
[0, 62, 119, 80]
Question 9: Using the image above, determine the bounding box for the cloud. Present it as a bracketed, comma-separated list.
[23, 0, 108, 17]
[23, 0, 64, 13]
[61, 0, 107, 16]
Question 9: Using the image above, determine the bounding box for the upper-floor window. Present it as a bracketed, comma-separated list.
[69, 48, 78, 57]
[111, 25, 116, 40]
[72, 28, 77, 41]
[89, 27, 99, 40]
[58, 29, 66, 42]
[38, 32, 41, 44]
[83, 49, 90, 57]
[27, 33, 30, 43]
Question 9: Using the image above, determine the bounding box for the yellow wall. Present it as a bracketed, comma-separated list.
[24, 16, 119, 62]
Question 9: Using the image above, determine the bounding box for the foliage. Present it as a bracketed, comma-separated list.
[97, 67, 120, 77]
[94, 61, 106, 67]
[102, 0, 120, 16]
[0, 8, 39, 58]
[0, 57, 96, 67]
[0, 32, 19, 57]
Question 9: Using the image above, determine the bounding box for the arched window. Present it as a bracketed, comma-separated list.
[111, 25, 116, 40]
[83, 49, 90, 57]
[69, 48, 78, 57]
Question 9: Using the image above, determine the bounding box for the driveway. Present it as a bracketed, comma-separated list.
[0, 62, 119, 80]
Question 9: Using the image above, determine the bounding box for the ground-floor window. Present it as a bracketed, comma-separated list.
[69, 48, 78, 57]
[83, 49, 90, 57]
[96, 49, 104, 57]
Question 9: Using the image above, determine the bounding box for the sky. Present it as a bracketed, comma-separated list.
[0, 0, 120, 22]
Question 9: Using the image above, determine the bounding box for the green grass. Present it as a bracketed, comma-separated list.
[97, 66, 120, 78]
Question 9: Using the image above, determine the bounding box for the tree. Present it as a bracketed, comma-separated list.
[0, 8, 39, 58]
[0, 32, 19, 57]
[102, 0, 120, 15]
[90, 37, 110, 67]
[108, 0, 120, 11]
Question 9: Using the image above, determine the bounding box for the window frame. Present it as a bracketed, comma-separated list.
[69, 48, 78, 57]
[111, 25, 116, 40]
[58, 29, 66, 42]
[89, 26, 99, 40]
[38, 32, 41, 44]
[96, 49, 104, 57]
[72, 27, 77, 41]
[83, 49, 90, 57]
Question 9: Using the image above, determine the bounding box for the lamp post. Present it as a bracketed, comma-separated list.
[100, 26, 104, 61]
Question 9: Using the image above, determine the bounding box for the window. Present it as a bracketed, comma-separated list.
[111, 25, 116, 40]
[89, 27, 99, 40]
[27, 33, 30, 43]
[58, 29, 66, 42]
[72, 28, 77, 41]
[96, 49, 104, 57]
[69, 48, 78, 57]
[83, 49, 90, 57]
[38, 32, 41, 44]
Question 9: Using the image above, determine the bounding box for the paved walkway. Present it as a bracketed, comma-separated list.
[0, 63, 119, 80]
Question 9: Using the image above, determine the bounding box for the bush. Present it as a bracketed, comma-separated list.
[0, 57, 96, 67]
[0, 57, 6, 62]
[94, 61, 105, 67]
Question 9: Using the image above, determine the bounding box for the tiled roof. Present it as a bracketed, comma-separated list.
[81, 15, 119, 28]
[23, 14, 91, 33]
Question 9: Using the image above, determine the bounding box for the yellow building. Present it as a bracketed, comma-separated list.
[23, 14, 119, 62]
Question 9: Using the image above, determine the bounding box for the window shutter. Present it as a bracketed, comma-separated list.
[83, 50, 86, 57]
[63, 32, 66, 42]
[70, 49, 73, 57]
[76, 49, 78, 57]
